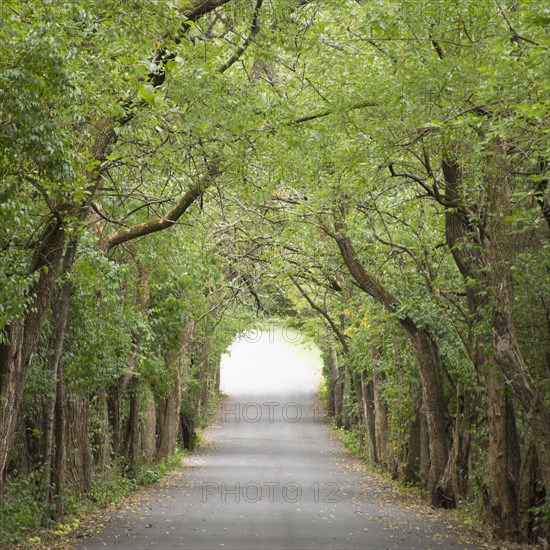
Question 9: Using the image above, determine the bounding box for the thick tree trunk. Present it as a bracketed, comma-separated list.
[451, 389, 471, 499]
[443, 156, 521, 535]
[0, 219, 66, 502]
[0, 321, 24, 497]
[487, 162, 550, 499]
[483, 375, 520, 538]
[491, 275, 550, 492]
[404, 323, 450, 505]
[436, 386, 471, 505]
[419, 401, 430, 490]
[517, 435, 538, 541]
[141, 389, 157, 463]
[157, 361, 183, 459]
[65, 395, 92, 494]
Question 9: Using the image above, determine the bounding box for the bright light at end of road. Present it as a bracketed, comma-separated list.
[220, 328, 322, 396]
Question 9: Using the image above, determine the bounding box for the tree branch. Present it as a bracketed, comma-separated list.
[494, 1, 540, 47]
[290, 275, 349, 354]
[217, 0, 263, 74]
[101, 162, 220, 252]
[331, 222, 399, 313]
[288, 100, 377, 125]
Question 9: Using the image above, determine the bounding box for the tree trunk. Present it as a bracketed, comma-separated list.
[108, 390, 122, 463]
[180, 406, 196, 451]
[333, 229, 450, 504]
[328, 345, 343, 427]
[341, 366, 353, 430]
[157, 319, 195, 459]
[326, 359, 336, 418]
[52, 357, 65, 520]
[436, 386, 471, 506]
[125, 263, 150, 473]
[404, 395, 422, 483]
[141, 388, 157, 463]
[419, 400, 430, 490]
[93, 390, 111, 480]
[0, 219, 66, 502]
[487, 159, 550, 498]
[360, 371, 378, 464]
[483, 375, 520, 538]
[157, 360, 183, 459]
[42, 238, 79, 503]
[65, 395, 92, 494]
[195, 336, 211, 418]
[404, 323, 450, 505]
[371, 354, 389, 469]
[128, 378, 141, 475]
[351, 370, 367, 454]
[517, 435, 538, 541]
[443, 156, 521, 534]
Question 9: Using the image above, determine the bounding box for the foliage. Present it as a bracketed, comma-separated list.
[337, 427, 369, 462]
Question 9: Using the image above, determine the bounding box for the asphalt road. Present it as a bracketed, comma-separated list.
[77, 335, 485, 550]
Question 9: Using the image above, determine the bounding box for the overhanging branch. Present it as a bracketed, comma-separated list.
[101, 162, 220, 252]
[290, 275, 349, 354]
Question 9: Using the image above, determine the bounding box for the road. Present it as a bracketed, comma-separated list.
[77, 332, 484, 550]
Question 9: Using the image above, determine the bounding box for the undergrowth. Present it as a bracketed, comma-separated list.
[0, 450, 185, 547]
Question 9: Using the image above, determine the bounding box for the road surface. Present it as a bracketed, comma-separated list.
[77, 333, 485, 550]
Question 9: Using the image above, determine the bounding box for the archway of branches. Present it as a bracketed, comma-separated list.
[0, 0, 548, 544]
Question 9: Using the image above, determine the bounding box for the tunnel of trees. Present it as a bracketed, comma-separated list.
[0, 0, 549, 545]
